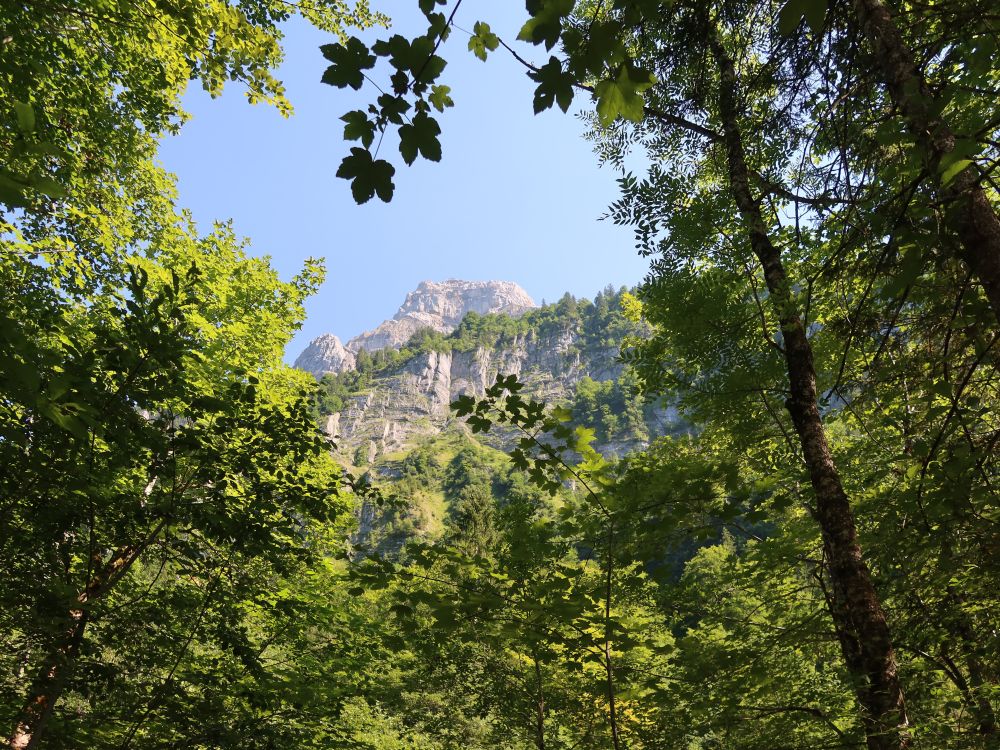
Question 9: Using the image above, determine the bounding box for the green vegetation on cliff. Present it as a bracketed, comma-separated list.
[311, 285, 663, 450]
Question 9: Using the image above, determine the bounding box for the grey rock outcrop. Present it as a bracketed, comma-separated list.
[293, 334, 355, 378]
[296, 280, 682, 466]
[347, 279, 536, 353]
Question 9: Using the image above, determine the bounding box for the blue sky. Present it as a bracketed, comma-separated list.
[157, 4, 650, 359]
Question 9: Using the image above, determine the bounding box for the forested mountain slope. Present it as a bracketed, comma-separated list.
[297, 283, 683, 554]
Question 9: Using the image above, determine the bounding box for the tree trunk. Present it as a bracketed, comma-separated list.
[7, 521, 164, 749]
[709, 31, 911, 750]
[964, 652, 999, 745]
[947, 590, 999, 745]
[533, 652, 546, 750]
[940, 637, 999, 747]
[852, 0, 1000, 325]
[604, 524, 622, 750]
[8, 610, 88, 750]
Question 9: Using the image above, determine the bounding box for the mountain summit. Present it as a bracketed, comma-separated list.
[295, 280, 536, 376]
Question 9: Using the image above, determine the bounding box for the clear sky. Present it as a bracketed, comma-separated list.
[157, 4, 650, 360]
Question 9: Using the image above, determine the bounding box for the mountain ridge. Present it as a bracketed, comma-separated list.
[295, 279, 536, 377]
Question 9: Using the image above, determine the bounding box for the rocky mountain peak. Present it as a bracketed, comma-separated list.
[295, 280, 536, 377]
[396, 279, 535, 325]
[293, 333, 355, 378]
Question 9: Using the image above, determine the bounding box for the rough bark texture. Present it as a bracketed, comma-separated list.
[852, 0, 1000, 325]
[709, 32, 911, 750]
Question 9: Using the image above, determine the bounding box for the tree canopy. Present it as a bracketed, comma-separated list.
[2, 1, 999, 749]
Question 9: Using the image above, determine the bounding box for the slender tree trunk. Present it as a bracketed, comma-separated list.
[532, 651, 546, 750]
[940, 637, 999, 747]
[852, 0, 1000, 325]
[964, 653, 999, 745]
[935, 532, 1000, 742]
[814, 562, 869, 694]
[7, 521, 165, 749]
[603, 524, 622, 750]
[709, 31, 910, 750]
[947, 590, 999, 745]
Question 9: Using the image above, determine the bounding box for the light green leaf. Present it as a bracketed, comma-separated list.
[594, 65, 654, 127]
[468, 20, 499, 62]
[551, 405, 573, 422]
[429, 84, 454, 112]
[941, 158, 972, 187]
[13, 101, 35, 133]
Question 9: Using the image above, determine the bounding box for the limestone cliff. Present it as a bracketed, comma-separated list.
[325, 329, 605, 459]
[299, 283, 682, 471]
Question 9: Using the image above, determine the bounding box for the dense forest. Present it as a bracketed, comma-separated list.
[2, 1, 999, 749]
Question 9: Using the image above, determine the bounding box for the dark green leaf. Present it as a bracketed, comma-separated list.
[341, 110, 376, 148]
[804, 0, 827, 32]
[30, 175, 67, 199]
[398, 111, 441, 165]
[336, 147, 396, 204]
[378, 94, 411, 125]
[518, 0, 574, 50]
[530, 57, 575, 113]
[320, 37, 376, 90]
[415, 55, 447, 84]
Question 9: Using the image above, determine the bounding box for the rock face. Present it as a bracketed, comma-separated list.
[326, 328, 677, 464]
[329, 330, 571, 457]
[293, 334, 355, 377]
[294, 280, 537, 377]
